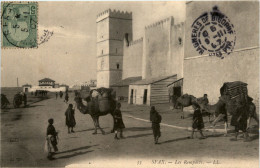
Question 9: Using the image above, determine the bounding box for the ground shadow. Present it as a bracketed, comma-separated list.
[11, 114, 22, 121]
[24, 105, 44, 108]
[57, 145, 98, 154]
[249, 134, 259, 141]
[125, 127, 151, 132]
[205, 133, 226, 138]
[75, 127, 109, 133]
[55, 150, 94, 160]
[126, 133, 153, 139]
[248, 127, 259, 134]
[160, 136, 190, 144]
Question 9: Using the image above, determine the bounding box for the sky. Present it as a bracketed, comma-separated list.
[1, 1, 185, 87]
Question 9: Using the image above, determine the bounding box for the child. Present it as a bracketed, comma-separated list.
[114, 103, 125, 139]
[150, 106, 162, 144]
[191, 103, 206, 139]
[46, 118, 59, 160]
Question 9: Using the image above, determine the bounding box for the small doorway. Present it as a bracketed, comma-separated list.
[134, 89, 137, 104]
[173, 86, 182, 97]
[130, 89, 134, 104]
[25, 88, 28, 92]
[143, 89, 147, 104]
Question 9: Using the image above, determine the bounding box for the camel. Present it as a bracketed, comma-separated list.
[74, 88, 116, 135]
[200, 95, 259, 136]
[175, 94, 197, 119]
[175, 94, 213, 121]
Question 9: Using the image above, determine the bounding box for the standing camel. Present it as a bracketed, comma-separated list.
[199, 95, 259, 136]
[175, 94, 197, 119]
[74, 88, 116, 135]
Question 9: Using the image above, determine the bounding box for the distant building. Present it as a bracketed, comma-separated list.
[24, 78, 66, 92]
[54, 83, 60, 88]
[22, 84, 32, 92]
[60, 84, 69, 92]
[69, 85, 81, 91]
[38, 78, 55, 89]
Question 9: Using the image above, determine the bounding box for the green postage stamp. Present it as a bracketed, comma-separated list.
[1, 2, 38, 48]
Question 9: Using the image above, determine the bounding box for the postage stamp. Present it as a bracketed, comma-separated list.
[1, 1, 38, 48]
[191, 6, 236, 59]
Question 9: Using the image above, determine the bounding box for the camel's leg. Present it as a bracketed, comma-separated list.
[92, 116, 98, 134]
[252, 113, 259, 125]
[181, 106, 184, 119]
[110, 113, 115, 133]
[97, 117, 105, 135]
[224, 122, 228, 136]
[247, 117, 252, 130]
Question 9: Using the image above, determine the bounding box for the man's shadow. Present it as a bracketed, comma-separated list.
[125, 127, 151, 132]
[54, 145, 98, 159]
[126, 133, 153, 139]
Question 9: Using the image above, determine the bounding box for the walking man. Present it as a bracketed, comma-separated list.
[191, 103, 206, 139]
[150, 106, 162, 144]
[64, 92, 69, 103]
[65, 104, 76, 133]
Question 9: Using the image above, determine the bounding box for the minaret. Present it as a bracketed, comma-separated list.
[96, 9, 133, 88]
[17, 77, 19, 87]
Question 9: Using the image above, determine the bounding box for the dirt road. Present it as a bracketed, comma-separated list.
[1, 93, 259, 167]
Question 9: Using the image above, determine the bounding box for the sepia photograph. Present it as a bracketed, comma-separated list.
[1, 1, 259, 167]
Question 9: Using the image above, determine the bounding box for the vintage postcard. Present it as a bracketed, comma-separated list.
[1, 1, 259, 168]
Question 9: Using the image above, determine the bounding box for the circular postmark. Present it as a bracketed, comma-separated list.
[191, 6, 236, 59]
[1, 2, 38, 48]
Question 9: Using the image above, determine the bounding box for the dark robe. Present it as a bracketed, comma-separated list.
[114, 109, 125, 130]
[23, 94, 27, 106]
[65, 107, 76, 127]
[192, 109, 204, 130]
[65, 94, 69, 101]
[150, 109, 162, 138]
[231, 105, 248, 132]
[46, 124, 58, 152]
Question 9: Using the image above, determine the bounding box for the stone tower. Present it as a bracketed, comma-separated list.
[96, 9, 133, 88]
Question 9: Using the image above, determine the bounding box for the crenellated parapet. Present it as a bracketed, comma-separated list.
[128, 37, 143, 46]
[145, 16, 174, 29]
[96, 9, 132, 22]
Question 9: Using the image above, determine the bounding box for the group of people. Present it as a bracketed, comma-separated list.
[55, 91, 69, 104]
[46, 103, 76, 160]
[45, 92, 252, 160]
[35, 90, 48, 96]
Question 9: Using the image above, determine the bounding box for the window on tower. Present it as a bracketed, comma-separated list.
[178, 37, 182, 45]
[116, 63, 119, 69]
[102, 50, 103, 54]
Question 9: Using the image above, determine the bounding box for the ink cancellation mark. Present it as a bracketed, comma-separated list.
[191, 6, 236, 59]
[1, 2, 38, 48]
